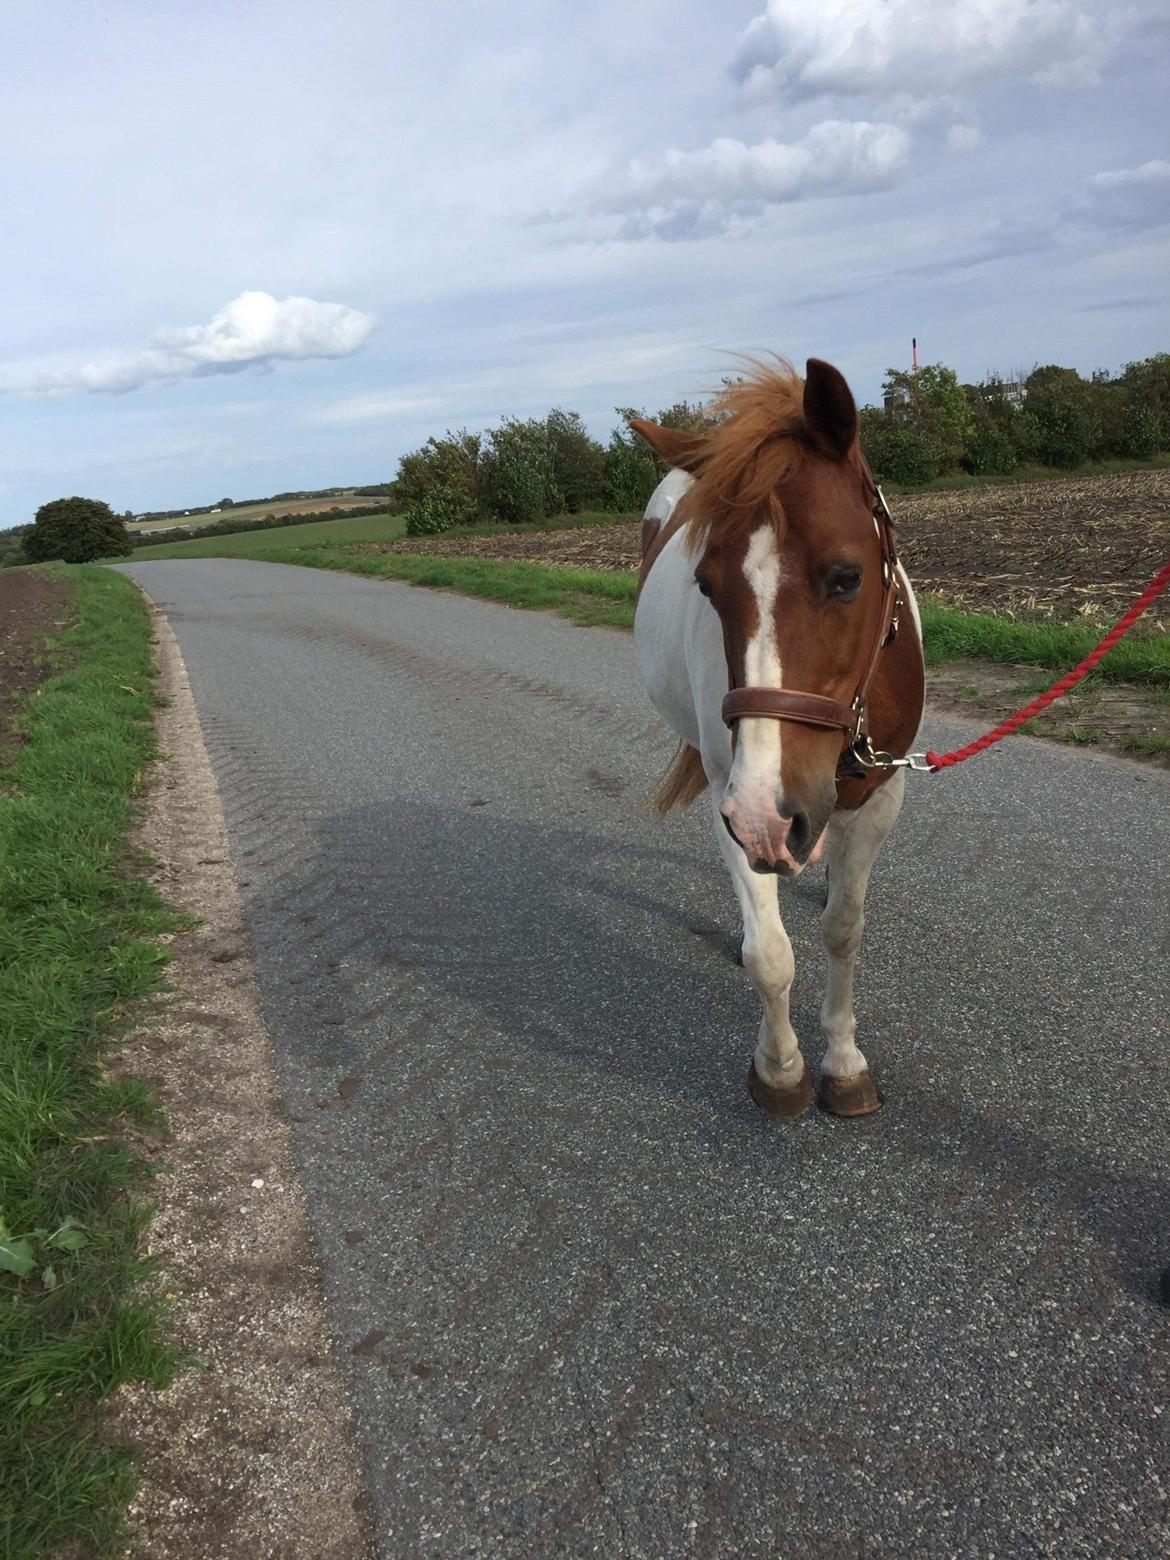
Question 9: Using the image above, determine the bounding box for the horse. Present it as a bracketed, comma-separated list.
[633, 357, 925, 1121]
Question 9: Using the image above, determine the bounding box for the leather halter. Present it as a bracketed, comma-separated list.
[720, 475, 904, 775]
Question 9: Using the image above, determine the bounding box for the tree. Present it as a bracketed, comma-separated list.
[1119, 354, 1170, 449]
[858, 407, 938, 485]
[394, 431, 484, 525]
[881, 363, 974, 474]
[544, 409, 605, 513]
[1021, 365, 1095, 467]
[656, 399, 718, 435]
[23, 497, 131, 563]
[962, 375, 1021, 475]
[605, 411, 661, 512]
[483, 417, 562, 522]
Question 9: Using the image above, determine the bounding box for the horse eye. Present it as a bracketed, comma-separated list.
[695, 575, 713, 599]
[827, 567, 863, 599]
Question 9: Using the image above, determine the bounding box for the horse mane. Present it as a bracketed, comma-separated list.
[680, 359, 808, 554]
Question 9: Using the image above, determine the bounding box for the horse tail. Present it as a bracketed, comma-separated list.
[650, 742, 709, 814]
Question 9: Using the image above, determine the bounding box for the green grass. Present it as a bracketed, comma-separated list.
[1, 566, 183, 1559]
[239, 545, 640, 626]
[1123, 730, 1170, 757]
[917, 600, 1170, 685]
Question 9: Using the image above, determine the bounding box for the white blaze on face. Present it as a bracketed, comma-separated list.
[729, 524, 783, 813]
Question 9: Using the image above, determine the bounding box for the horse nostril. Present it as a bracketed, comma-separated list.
[786, 810, 810, 854]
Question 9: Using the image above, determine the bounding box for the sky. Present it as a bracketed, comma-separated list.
[3, 0, 1168, 524]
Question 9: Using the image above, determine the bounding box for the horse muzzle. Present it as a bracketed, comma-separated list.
[720, 793, 827, 876]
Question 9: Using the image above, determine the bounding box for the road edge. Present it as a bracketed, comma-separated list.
[108, 595, 375, 1559]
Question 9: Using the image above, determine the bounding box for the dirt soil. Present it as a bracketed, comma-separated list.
[108, 606, 373, 1559]
[925, 660, 1170, 762]
[370, 467, 1170, 627]
[0, 569, 73, 765]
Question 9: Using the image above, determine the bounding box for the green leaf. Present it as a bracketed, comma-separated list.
[42, 1265, 58, 1291]
[0, 1239, 36, 1276]
[48, 1224, 88, 1252]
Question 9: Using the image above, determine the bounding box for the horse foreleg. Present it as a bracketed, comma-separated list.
[712, 795, 811, 1120]
[817, 770, 906, 1117]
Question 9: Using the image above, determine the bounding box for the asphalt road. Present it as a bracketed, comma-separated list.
[121, 558, 1170, 1559]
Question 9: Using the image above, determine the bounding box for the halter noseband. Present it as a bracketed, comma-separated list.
[720, 477, 912, 775]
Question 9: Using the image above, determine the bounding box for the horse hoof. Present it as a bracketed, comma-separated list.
[817, 1071, 883, 1118]
[747, 1060, 813, 1120]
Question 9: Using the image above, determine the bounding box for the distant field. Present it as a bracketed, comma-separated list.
[128, 510, 406, 557]
[132, 491, 386, 535]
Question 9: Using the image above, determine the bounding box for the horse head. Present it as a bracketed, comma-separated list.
[634, 359, 898, 876]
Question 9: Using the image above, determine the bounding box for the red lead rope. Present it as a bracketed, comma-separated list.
[923, 556, 1170, 772]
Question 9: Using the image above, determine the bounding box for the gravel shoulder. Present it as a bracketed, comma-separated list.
[108, 603, 373, 1559]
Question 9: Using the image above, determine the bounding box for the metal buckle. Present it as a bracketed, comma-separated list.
[846, 735, 934, 773]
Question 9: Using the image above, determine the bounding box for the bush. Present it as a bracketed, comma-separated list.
[881, 363, 973, 474]
[604, 421, 661, 511]
[396, 433, 485, 520]
[486, 460, 546, 524]
[483, 418, 562, 522]
[23, 496, 131, 563]
[0, 527, 28, 568]
[1021, 366, 1096, 468]
[545, 409, 606, 512]
[1093, 388, 1161, 460]
[404, 492, 474, 537]
[964, 427, 1018, 476]
[858, 413, 938, 485]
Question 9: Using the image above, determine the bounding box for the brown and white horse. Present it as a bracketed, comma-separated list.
[634, 358, 925, 1120]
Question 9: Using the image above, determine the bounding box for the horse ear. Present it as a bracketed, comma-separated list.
[802, 358, 857, 460]
[629, 418, 708, 473]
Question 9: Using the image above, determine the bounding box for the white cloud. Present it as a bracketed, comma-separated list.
[610, 119, 910, 239]
[1, 291, 377, 396]
[734, 0, 1106, 101]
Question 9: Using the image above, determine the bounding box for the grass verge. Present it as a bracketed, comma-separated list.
[226, 544, 1170, 687]
[1, 565, 182, 1559]
[235, 544, 642, 626]
[916, 600, 1170, 685]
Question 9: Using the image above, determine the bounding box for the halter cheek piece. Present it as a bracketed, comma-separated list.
[720, 480, 930, 775]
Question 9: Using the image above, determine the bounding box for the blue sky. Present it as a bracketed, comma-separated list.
[3, 0, 1167, 524]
